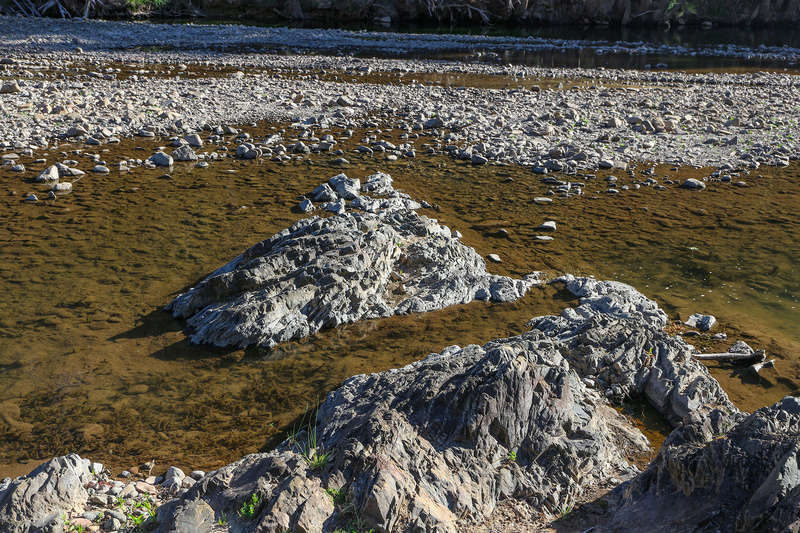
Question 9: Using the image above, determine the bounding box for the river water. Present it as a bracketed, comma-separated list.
[1, 118, 797, 477]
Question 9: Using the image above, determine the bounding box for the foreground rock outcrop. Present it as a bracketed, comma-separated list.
[603, 396, 800, 532]
[0, 455, 93, 533]
[156, 332, 647, 532]
[168, 172, 538, 349]
[154, 277, 740, 532]
[531, 276, 737, 426]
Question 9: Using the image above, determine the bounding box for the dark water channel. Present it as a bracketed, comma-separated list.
[165, 15, 800, 71]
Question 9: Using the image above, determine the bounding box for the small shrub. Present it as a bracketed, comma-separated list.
[238, 493, 261, 520]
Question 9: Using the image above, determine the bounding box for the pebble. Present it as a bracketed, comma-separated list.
[686, 313, 717, 331]
[184, 133, 203, 147]
[487, 254, 502, 263]
[0, 80, 21, 93]
[537, 220, 557, 231]
[92, 165, 110, 173]
[148, 151, 173, 167]
[681, 178, 706, 190]
[135, 481, 157, 494]
[35, 165, 59, 183]
[299, 198, 314, 212]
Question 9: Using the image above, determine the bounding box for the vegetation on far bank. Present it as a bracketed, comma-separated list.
[2, 0, 800, 27]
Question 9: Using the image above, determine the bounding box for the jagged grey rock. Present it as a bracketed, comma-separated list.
[0, 454, 92, 533]
[156, 277, 739, 533]
[167, 173, 538, 349]
[529, 275, 736, 426]
[172, 145, 198, 161]
[156, 329, 648, 533]
[8, 279, 794, 532]
[603, 396, 800, 533]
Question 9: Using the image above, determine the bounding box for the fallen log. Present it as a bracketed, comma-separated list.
[692, 349, 766, 364]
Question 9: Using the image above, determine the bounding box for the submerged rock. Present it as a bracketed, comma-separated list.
[168, 173, 538, 349]
[0, 454, 92, 533]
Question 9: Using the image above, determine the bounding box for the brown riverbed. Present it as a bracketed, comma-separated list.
[0, 124, 797, 478]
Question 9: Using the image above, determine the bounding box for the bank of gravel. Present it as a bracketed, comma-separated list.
[2, 47, 799, 175]
[3, 15, 800, 64]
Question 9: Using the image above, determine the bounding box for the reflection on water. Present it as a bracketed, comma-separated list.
[0, 125, 797, 477]
[171, 14, 800, 71]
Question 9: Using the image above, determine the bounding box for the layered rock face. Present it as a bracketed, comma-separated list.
[605, 396, 800, 532]
[168, 173, 538, 349]
[530, 276, 738, 426]
[156, 332, 648, 532]
[0, 455, 93, 533]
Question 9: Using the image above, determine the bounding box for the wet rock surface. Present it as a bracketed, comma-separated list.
[168, 172, 538, 349]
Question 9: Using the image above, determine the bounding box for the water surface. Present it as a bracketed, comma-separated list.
[0, 125, 797, 477]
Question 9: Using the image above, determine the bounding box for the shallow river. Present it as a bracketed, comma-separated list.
[0, 122, 797, 478]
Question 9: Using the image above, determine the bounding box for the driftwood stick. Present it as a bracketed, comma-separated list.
[693, 349, 766, 364]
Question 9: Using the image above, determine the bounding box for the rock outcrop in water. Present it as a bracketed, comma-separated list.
[155, 327, 647, 531]
[168, 172, 539, 349]
[530, 275, 737, 426]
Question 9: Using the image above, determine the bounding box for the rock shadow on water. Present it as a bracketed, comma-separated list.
[108, 307, 244, 362]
